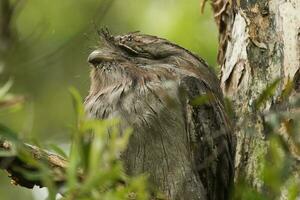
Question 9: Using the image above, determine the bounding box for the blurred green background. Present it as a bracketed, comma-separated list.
[0, 0, 218, 199]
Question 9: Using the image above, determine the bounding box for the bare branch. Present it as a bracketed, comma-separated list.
[0, 140, 70, 189]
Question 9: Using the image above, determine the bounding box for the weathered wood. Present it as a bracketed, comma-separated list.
[210, 0, 300, 190]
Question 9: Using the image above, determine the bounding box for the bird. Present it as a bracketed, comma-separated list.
[84, 29, 234, 200]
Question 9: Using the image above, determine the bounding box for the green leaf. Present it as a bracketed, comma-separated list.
[48, 144, 68, 159]
[67, 141, 80, 188]
[279, 79, 294, 102]
[69, 87, 85, 122]
[0, 123, 19, 142]
[190, 93, 214, 106]
[0, 149, 16, 157]
[0, 79, 13, 100]
[254, 78, 281, 110]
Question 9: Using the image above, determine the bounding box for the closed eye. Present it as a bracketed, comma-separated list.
[119, 44, 139, 56]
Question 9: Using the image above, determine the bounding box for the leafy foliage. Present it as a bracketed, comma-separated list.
[62, 88, 149, 200]
[0, 88, 150, 200]
[0, 79, 24, 113]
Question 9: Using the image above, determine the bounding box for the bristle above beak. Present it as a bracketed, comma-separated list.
[98, 28, 114, 44]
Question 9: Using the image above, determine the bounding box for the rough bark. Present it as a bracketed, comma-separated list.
[210, 0, 300, 189]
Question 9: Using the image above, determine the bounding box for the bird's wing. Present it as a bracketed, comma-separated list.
[180, 76, 235, 200]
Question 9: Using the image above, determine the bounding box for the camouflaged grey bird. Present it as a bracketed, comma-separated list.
[84, 30, 234, 200]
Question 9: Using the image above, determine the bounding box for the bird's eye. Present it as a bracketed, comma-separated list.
[119, 44, 139, 56]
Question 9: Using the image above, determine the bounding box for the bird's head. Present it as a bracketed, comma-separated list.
[88, 29, 183, 64]
[87, 29, 217, 95]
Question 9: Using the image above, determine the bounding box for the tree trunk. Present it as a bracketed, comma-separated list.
[210, 0, 300, 189]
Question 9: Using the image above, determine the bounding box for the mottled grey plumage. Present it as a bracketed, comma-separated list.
[85, 30, 234, 200]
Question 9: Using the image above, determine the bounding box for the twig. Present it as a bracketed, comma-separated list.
[0, 140, 70, 189]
